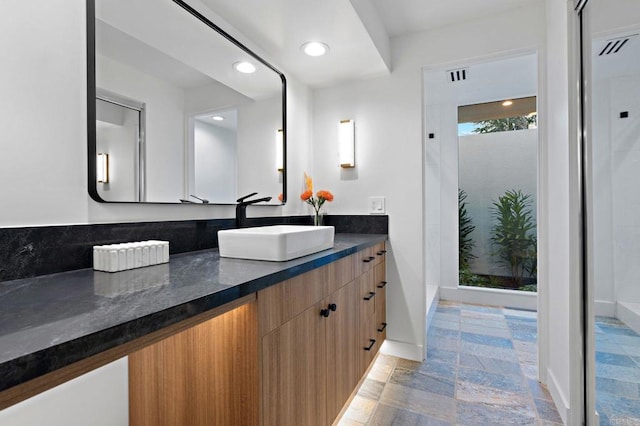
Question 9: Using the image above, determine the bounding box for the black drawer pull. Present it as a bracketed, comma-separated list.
[320, 308, 330, 318]
[368, 256, 375, 260]
[362, 258, 372, 263]
[377, 281, 387, 289]
[328, 303, 337, 312]
[377, 250, 387, 256]
[364, 339, 376, 351]
[378, 322, 387, 332]
[363, 291, 376, 301]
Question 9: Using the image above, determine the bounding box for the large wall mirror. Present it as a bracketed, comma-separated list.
[87, 0, 286, 204]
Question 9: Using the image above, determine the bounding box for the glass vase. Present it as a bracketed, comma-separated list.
[312, 211, 324, 226]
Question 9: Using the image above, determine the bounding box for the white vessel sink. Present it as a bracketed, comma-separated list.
[218, 225, 335, 261]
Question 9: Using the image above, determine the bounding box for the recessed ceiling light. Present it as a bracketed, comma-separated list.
[233, 61, 256, 74]
[301, 41, 330, 57]
[211, 116, 224, 121]
[502, 100, 514, 107]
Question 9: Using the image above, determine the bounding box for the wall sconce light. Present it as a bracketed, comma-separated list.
[276, 129, 284, 172]
[338, 119, 355, 168]
[97, 153, 109, 183]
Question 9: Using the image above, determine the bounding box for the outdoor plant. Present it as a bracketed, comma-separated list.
[490, 189, 537, 285]
[458, 189, 476, 270]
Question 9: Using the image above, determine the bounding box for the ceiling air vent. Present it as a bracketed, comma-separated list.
[599, 34, 637, 56]
[447, 68, 468, 82]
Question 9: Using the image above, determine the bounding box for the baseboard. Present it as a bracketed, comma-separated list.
[617, 302, 640, 335]
[547, 368, 570, 425]
[439, 286, 537, 310]
[380, 340, 424, 362]
[594, 300, 615, 317]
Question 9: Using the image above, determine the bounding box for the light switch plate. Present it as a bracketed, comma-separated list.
[369, 196, 385, 214]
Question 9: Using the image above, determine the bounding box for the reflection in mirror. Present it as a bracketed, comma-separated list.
[87, 0, 286, 204]
[96, 90, 145, 202]
[584, 0, 640, 422]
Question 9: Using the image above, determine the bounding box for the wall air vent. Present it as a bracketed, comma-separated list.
[447, 68, 468, 82]
[599, 34, 637, 56]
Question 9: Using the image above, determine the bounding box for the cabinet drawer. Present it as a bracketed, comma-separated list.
[258, 265, 329, 336]
[357, 269, 376, 326]
[375, 263, 387, 341]
[327, 255, 355, 294]
[354, 247, 376, 276]
[358, 314, 379, 377]
[372, 242, 387, 267]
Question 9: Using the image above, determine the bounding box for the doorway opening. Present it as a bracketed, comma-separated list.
[458, 96, 538, 292]
[423, 52, 543, 385]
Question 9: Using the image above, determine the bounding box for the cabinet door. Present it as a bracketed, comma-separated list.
[129, 302, 258, 426]
[325, 280, 358, 422]
[374, 262, 387, 341]
[262, 302, 327, 426]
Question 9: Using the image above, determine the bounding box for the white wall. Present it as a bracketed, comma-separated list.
[0, 358, 128, 426]
[312, 3, 545, 359]
[542, 0, 582, 423]
[97, 54, 185, 203]
[591, 74, 616, 308]
[590, 1, 640, 312]
[459, 129, 538, 276]
[237, 96, 283, 202]
[0, 0, 88, 226]
[610, 76, 640, 304]
[194, 120, 237, 203]
[96, 101, 139, 202]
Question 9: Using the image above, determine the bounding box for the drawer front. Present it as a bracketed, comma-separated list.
[358, 314, 379, 377]
[354, 247, 376, 276]
[372, 242, 387, 267]
[375, 265, 387, 342]
[357, 269, 376, 326]
[258, 264, 329, 336]
[327, 255, 355, 295]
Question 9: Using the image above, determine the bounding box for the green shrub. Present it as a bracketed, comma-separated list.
[491, 189, 537, 285]
[458, 189, 476, 270]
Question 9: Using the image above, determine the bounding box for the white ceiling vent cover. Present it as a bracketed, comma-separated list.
[599, 34, 637, 56]
[447, 68, 468, 82]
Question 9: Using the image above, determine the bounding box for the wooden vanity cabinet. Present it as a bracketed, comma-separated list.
[127, 243, 386, 426]
[260, 244, 386, 426]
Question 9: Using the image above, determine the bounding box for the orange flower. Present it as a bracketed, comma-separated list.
[300, 190, 313, 201]
[304, 172, 313, 192]
[316, 190, 334, 202]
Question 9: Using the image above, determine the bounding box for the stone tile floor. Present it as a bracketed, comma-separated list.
[595, 316, 640, 425]
[338, 300, 563, 425]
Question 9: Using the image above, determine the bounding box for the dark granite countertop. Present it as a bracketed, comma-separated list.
[0, 233, 386, 393]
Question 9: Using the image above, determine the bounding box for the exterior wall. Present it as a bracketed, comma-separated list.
[459, 129, 538, 276]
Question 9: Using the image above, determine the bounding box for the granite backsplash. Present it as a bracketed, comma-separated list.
[0, 215, 388, 282]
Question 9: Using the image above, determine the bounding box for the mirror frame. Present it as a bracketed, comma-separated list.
[86, 0, 287, 205]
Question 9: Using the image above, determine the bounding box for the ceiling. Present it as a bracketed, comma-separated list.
[198, 0, 536, 88]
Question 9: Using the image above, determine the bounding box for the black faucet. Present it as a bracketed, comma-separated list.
[236, 192, 272, 228]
